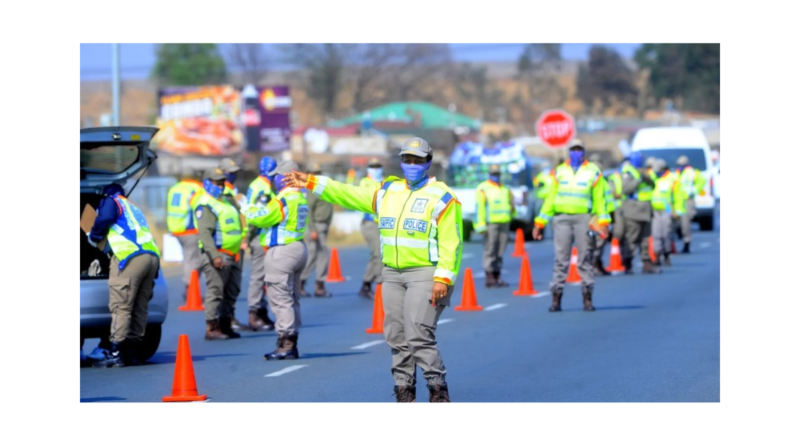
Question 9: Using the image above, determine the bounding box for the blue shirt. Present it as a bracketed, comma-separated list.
[89, 194, 123, 243]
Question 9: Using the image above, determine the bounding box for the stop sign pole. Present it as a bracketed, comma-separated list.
[536, 109, 576, 149]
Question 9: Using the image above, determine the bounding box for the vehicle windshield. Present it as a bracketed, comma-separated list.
[448, 163, 532, 188]
[638, 148, 708, 170]
[80, 143, 140, 174]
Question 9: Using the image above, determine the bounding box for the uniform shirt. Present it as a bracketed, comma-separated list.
[307, 192, 333, 227]
[89, 195, 122, 244]
[196, 194, 242, 261]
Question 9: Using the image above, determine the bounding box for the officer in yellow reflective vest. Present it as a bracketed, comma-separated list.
[532, 140, 609, 312]
[166, 173, 204, 301]
[243, 156, 277, 331]
[244, 161, 309, 361]
[86, 183, 161, 367]
[607, 158, 627, 244]
[194, 168, 245, 340]
[587, 153, 615, 276]
[475, 164, 515, 287]
[220, 157, 242, 198]
[533, 162, 555, 239]
[621, 151, 659, 274]
[651, 158, 685, 266]
[283, 137, 462, 403]
[676, 155, 707, 253]
[358, 158, 384, 299]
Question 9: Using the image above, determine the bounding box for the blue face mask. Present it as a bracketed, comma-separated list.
[569, 150, 584, 168]
[273, 174, 286, 191]
[489, 173, 501, 183]
[203, 179, 224, 199]
[367, 167, 384, 182]
[401, 161, 432, 189]
[629, 151, 643, 168]
[225, 173, 237, 184]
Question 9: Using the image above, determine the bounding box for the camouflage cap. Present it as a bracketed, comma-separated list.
[488, 164, 502, 174]
[269, 160, 300, 176]
[399, 137, 432, 157]
[219, 158, 241, 173]
[204, 167, 227, 181]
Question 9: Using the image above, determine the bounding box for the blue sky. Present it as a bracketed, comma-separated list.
[80, 43, 642, 81]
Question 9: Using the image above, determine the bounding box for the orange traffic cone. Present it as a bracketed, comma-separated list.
[326, 248, 346, 283]
[512, 228, 526, 257]
[162, 334, 207, 402]
[455, 268, 483, 311]
[365, 284, 384, 334]
[179, 270, 204, 311]
[566, 247, 581, 284]
[648, 236, 657, 263]
[606, 238, 625, 274]
[513, 254, 538, 296]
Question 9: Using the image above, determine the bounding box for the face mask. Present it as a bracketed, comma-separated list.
[203, 179, 224, 199]
[489, 173, 501, 183]
[225, 173, 237, 184]
[367, 167, 384, 182]
[273, 174, 286, 191]
[401, 161, 431, 188]
[629, 152, 643, 168]
[569, 151, 584, 168]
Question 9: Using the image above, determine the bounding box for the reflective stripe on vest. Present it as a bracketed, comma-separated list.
[106, 196, 160, 269]
[478, 182, 512, 224]
[652, 172, 677, 211]
[680, 167, 697, 198]
[360, 176, 380, 222]
[261, 189, 308, 247]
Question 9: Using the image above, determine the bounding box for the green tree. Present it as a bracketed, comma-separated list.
[634, 44, 720, 113]
[577, 45, 638, 113]
[151, 44, 227, 86]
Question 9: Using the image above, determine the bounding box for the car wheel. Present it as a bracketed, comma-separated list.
[138, 323, 162, 362]
[699, 215, 714, 231]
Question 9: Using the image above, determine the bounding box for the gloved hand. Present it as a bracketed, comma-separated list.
[86, 232, 98, 248]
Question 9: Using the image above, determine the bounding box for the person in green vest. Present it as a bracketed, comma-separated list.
[165, 172, 204, 302]
[587, 153, 615, 276]
[607, 158, 627, 246]
[244, 161, 309, 360]
[475, 164, 515, 287]
[650, 158, 685, 266]
[532, 140, 609, 312]
[86, 183, 161, 367]
[217, 157, 249, 330]
[358, 158, 384, 299]
[220, 157, 242, 198]
[675, 155, 707, 253]
[282, 137, 462, 403]
[621, 151, 660, 274]
[194, 168, 245, 341]
[533, 161, 555, 239]
[243, 156, 278, 331]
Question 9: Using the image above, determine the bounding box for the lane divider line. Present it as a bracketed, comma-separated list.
[485, 303, 507, 311]
[351, 340, 385, 350]
[531, 291, 550, 299]
[438, 318, 454, 325]
[265, 365, 308, 377]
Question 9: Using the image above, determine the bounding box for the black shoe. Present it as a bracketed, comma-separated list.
[549, 289, 563, 312]
[298, 280, 312, 298]
[91, 342, 127, 368]
[393, 385, 417, 402]
[257, 308, 276, 331]
[682, 242, 690, 254]
[427, 382, 450, 402]
[358, 282, 374, 299]
[264, 334, 299, 360]
[582, 288, 596, 312]
[493, 272, 509, 288]
[219, 317, 242, 339]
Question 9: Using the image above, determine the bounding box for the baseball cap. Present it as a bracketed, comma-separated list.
[269, 160, 300, 176]
[677, 155, 689, 166]
[399, 137, 433, 157]
[368, 157, 382, 167]
[204, 167, 227, 181]
[310, 163, 322, 174]
[652, 158, 667, 171]
[488, 164, 502, 174]
[568, 139, 586, 150]
[219, 158, 241, 173]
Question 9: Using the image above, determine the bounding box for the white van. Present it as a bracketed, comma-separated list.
[630, 126, 716, 231]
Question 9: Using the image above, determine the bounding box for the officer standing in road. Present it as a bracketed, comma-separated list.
[675, 155, 707, 253]
[166, 172, 204, 301]
[621, 151, 660, 274]
[532, 140, 609, 312]
[194, 168, 245, 340]
[299, 163, 334, 298]
[533, 161, 555, 239]
[244, 156, 278, 331]
[607, 158, 628, 248]
[358, 158, 384, 299]
[244, 161, 309, 360]
[218, 157, 248, 330]
[283, 137, 463, 403]
[651, 158, 685, 267]
[587, 153, 614, 276]
[475, 164, 515, 287]
[86, 183, 161, 367]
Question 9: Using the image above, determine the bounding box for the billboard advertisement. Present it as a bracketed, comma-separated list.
[153, 85, 243, 156]
[253, 86, 292, 152]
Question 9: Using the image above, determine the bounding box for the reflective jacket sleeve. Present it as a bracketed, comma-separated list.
[695, 170, 707, 196]
[474, 185, 487, 232]
[673, 179, 686, 215]
[305, 174, 378, 215]
[434, 198, 463, 286]
[89, 196, 122, 243]
[534, 172, 558, 228]
[244, 198, 284, 230]
[591, 172, 610, 226]
[508, 187, 517, 218]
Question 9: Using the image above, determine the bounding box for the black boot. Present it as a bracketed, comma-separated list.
[298, 280, 312, 298]
[594, 257, 611, 276]
[663, 253, 672, 267]
[549, 288, 563, 312]
[493, 271, 509, 287]
[485, 270, 497, 288]
[427, 382, 450, 402]
[393, 385, 416, 402]
[219, 317, 242, 339]
[623, 258, 634, 275]
[264, 334, 299, 360]
[582, 288, 596, 312]
[682, 242, 690, 254]
[358, 281, 374, 299]
[642, 259, 662, 274]
[257, 307, 276, 331]
[91, 342, 125, 368]
[314, 281, 332, 298]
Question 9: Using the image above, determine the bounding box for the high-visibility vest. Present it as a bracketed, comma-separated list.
[622, 164, 656, 202]
[475, 180, 514, 228]
[534, 171, 554, 200]
[166, 179, 203, 235]
[601, 176, 616, 214]
[245, 188, 309, 248]
[246, 176, 275, 207]
[224, 181, 238, 197]
[678, 166, 706, 199]
[106, 196, 160, 269]
[608, 171, 623, 208]
[652, 170, 686, 214]
[534, 161, 610, 228]
[193, 193, 244, 255]
[359, 176, 380, 222]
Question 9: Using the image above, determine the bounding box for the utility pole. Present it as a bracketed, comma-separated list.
[112, 43, 121, 126]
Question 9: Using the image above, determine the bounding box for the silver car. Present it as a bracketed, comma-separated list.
[80, 126, 169, 362]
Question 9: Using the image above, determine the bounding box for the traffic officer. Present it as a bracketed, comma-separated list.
[532, 140, 609, 312]
[651, 158, 685, 266]
[675, 155, 706, 253]
[358, 158, 384, 299]
[475, 164, 515, 287]
[86, 183, 161, 367]
[283, 136, 463, 403]
[533, 161, 555, 238]
[194, 167, 245, 340]
[166, 172, 204, 301]
[243, 156, 278, 331]
[244, 161, 309, 360]
[621, 151, 659, 274]
[608, 158, 627, 246]
[218, 157, 248, 330]
[299, 163, 333, 298]
[587, 153, 615, 276]
[220, 157, 242, 198]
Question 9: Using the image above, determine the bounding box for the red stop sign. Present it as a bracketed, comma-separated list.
[536, 109, 575, 149]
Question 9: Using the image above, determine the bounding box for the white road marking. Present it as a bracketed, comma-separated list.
[351, 340, 385, 350]
[473, 269, 508, 279]
[438, 318, 454, 325]
[484, 303, 507, 311]
[699, 242, 711, 249]
[264, 365, 308, 377]
[531, 291, 550, 299]
[463, 253, 475, 259]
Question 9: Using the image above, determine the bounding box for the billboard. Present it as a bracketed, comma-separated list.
[153, 85, 243, 156]
[253, 86, 292, 152]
